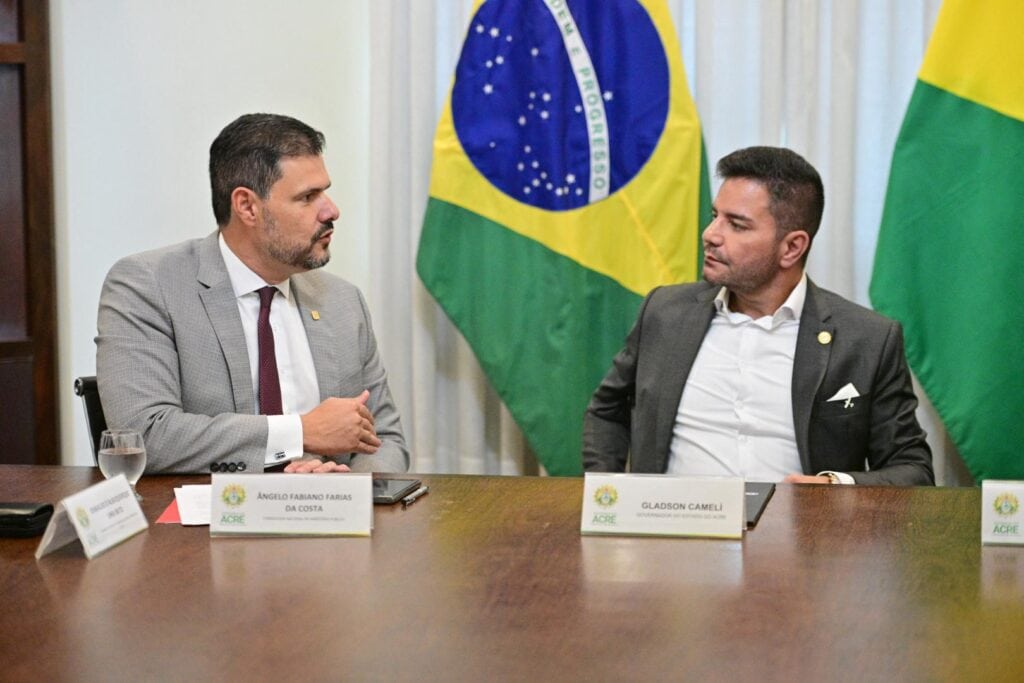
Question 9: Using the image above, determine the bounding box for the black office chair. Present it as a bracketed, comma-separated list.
[73, 376, 107, 464]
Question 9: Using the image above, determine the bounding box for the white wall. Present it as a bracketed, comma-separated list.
[51, 0, 371, 465]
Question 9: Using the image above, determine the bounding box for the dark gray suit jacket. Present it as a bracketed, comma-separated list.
[583, 280, 933, 485]
[96, 232, 408, 474]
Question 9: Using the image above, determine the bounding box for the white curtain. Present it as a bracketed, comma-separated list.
[367, 0, 969, 484]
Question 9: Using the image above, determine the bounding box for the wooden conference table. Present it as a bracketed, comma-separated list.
[2, 466, 1023, 681]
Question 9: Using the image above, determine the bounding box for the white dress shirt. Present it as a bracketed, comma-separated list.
[219, 235, 319, 465]
[667, 274, 808, 481]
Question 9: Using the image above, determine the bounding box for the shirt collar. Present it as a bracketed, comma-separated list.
[218, 233, 292, 300]
[713, 271, 807, 327]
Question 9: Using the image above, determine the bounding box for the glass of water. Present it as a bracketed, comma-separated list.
[98, 429, 147, 501]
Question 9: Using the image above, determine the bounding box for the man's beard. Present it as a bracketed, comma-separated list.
[703, 247, 779, 295]
[263, 210, 332, 272]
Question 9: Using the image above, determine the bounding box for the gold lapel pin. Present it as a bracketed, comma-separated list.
[817, 331, 832, 345]
[310, 310, 320, 321]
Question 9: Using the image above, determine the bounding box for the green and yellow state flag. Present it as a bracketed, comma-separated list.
[870, 0, 1024, 481]
[417, 0, 709, 475]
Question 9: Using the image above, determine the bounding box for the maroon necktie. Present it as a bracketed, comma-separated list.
[257, 286, 283, 415]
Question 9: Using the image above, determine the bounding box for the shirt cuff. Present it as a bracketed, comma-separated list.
[265, 414, 304, 466]
[817, 470, 856, 485]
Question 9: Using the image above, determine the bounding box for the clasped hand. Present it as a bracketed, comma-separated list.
[299, 389, 382, 456]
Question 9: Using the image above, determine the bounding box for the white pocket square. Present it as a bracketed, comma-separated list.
[827, 383, 860, 408]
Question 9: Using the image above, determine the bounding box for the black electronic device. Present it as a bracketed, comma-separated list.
[744, 482, 776, 528]
[373, 478, 422, 505]
[0, 502, 54, 538]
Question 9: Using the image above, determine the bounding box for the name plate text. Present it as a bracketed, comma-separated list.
[36, 474, 148, 560]
[581, 473, 744, 539]
[210, 473, 372, 537]
[982, 480, 1024, 545]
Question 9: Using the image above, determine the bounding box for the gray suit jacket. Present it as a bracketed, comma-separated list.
[96, 232, 408, 474]
[583, 280, 933, 485]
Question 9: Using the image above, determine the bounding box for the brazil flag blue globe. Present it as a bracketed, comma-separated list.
[452, 0, 670, 211]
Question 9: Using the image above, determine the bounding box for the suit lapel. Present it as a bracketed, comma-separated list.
[196, 232, 257, 414]
[652, 286, 718, 468]
[291, 274, 334, 401]
[792, 280, 833, 472]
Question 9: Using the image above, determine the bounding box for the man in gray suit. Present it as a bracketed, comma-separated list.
[583, 146, 932, 485]
[97, 113, 408, 474]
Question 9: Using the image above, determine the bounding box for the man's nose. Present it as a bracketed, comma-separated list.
[702, 218, 722, 245]
[320, 195, 340, 223]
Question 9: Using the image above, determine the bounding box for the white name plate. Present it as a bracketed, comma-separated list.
[982, 480, 1024, 545]
[210, 473, 372, 537]
[36, 474, 148, 560]
[581, 473, 744, 539]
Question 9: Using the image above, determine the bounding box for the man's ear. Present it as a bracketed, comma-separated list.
[779, 230, 810, 269]
[230, 187, 261, 227]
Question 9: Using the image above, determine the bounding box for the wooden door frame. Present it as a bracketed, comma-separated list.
[0, 0, 58, 464]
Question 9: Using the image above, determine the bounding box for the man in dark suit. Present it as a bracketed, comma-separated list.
[97, 114, 407, 474]
[583, 146, 932, 485]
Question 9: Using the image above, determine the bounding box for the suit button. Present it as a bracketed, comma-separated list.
[237, 462, 247, 472]
[227, 463, 238, 472]
[210, 463, 219, 473]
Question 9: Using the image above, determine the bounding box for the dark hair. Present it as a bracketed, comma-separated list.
[209, 113, 325, 226]
[716, 146, 824, 240]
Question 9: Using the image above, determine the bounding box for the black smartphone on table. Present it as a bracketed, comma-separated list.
[373, 478, 422, 505]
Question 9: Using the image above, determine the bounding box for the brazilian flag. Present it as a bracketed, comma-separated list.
[417, 0, 709, 475]
[870, 0, 1024, 481]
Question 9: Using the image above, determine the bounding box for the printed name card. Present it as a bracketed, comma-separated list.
[36, 474, 149, 560]
[982, 480, 1024, 545]
[210, 473, 372, 537]
[581, 473, 744, 539]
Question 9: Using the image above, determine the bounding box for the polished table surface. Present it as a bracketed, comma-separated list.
[2, 466, 1023, 681]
